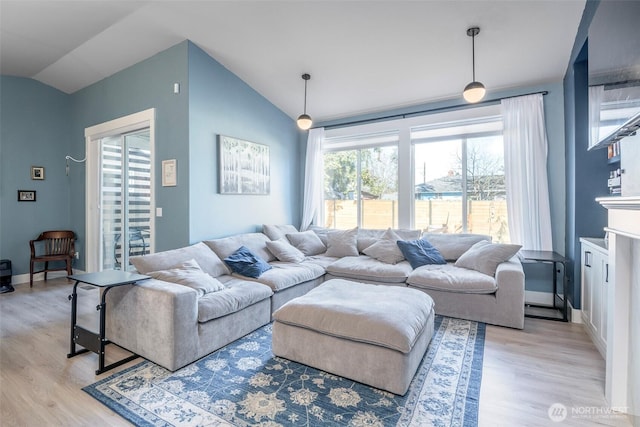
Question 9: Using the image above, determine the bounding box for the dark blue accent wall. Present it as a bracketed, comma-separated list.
[187, 42, 300, 241]
[0, 77, 72, 275]
[563, 0, 608, 309]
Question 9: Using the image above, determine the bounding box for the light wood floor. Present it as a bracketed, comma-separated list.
[0, 277, 634, 427]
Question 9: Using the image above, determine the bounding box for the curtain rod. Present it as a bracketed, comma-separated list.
[318, 90, 548, 130]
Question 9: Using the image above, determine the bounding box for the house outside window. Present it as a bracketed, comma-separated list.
[412, 117, 509, 242]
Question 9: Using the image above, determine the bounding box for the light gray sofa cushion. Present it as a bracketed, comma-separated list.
[262, 224, 298, 241]
[286, 230, 326, 256]
[235, 261, 325, 292]
[325, 227, 359, 257]
[303, 255, 340, 269]
[130, 242, 229, 278]
[407, 263, 498, 294]
[266, 238, 306, 263]
[362, 228, 405, 264]
[308, 225, 329, 245]
[148, 259, 225, 297]
[326, 256, 413, 283]
[421, 233, 491, 261]
[205, 233, 275, 264]
[197, 279, 273, 323]
[273, 279, 434, 353]
[455, 241, 522, 277]
[357, 228, 422, 253]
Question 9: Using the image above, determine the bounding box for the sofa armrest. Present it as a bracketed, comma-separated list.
[494, 256, 526, 328]
[106, 278, 199, 371]
[495, 256, 525, 288]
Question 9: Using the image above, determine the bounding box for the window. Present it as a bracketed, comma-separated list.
[320, 104, 510, 242]
[412, 118, 509, 242]
[323, 132, 398, 229]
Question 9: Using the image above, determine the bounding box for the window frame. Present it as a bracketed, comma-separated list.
[322, 104, 502, 229]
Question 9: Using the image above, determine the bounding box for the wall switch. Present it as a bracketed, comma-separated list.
[74, 252, 80, 259]
[173, 83, 180, 94]
[156, 207, 163, 217]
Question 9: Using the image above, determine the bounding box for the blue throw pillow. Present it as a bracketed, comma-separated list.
[224, 246, 272, 278]
[396, 239, 446, 269]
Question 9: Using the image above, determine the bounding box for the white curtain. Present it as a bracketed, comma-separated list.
[589, 85, 605, 148]
[300, 127, 325, 231]
[501, 94, 553, 251]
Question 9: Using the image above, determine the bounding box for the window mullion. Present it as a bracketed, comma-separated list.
[461, 138, 468, 233]
[356, 150, 362, 227]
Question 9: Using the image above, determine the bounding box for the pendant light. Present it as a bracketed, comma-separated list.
[297, 73, 313, 130]
[463, 27, 486, 103]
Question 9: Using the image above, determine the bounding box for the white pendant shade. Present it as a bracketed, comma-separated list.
[297, 114, 313, 130]
[463, 81, 486, 103]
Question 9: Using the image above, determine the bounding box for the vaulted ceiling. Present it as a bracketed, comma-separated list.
[0, 1, 586, 122]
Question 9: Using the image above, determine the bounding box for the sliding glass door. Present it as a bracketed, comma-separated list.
[84, 108, 155, 273]
[100, 129, 152, 270]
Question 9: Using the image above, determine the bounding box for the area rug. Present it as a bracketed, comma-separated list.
[84, 316, 485, 426]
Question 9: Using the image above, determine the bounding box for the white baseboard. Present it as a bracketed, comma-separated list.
[11, 270, 85, 285]
[570, 303, 582, 324]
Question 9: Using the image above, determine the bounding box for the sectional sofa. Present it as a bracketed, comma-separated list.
[105, 226, 524, 372]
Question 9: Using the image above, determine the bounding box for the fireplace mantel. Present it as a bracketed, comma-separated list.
[597, 196, 640, 211]
[597, 196, 640, 416]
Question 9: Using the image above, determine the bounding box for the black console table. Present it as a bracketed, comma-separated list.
[521, 250, 569, 322]
[67, 270, 150, 374]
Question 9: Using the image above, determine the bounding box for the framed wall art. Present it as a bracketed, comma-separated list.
[162, 159, 177, 187]
[18, 190, 36, 202]
[31, 166, 45, 180]
[218, 135, 270, 195]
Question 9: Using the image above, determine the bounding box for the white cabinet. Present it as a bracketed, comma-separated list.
[580, 238, 609, 358]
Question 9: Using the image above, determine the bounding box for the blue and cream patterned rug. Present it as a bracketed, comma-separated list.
[84, 316, 485, 426]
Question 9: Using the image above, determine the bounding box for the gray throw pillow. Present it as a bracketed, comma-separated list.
[286, 230, 327, 256]
[148, 259, 225, 297]
[421, 233, 491, 261]
[454, 240, 522, 277]
[266, 238, 306, 263]
[262, 224, 298, 241]
[325, 227, 359, 257]
[363, 228, 405, 264]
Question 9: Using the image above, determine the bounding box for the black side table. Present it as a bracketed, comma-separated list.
[521, 250, 569, 322]
[67, 270, 150, 374]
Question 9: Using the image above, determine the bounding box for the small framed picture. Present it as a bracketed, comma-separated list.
[18, 190, 36, 202]
[31, 166, 45, 180]
[162, 159, 177, 187]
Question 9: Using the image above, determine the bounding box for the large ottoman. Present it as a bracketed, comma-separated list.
[272, 278, 435, 395]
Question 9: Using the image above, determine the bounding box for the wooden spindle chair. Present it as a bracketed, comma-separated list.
[29, 230, 76, 287]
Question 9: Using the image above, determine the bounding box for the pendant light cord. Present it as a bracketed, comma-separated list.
[303, 77, 308, 114]
[471, 32, 476, 82]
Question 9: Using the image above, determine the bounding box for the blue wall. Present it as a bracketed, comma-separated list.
[69, 41, 190, 266]
[187, 43, 300, 241]
[0, 40, 300, 277]
[0, 77, 72, 275]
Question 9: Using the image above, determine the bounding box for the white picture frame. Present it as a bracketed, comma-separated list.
[162, 159, 177, 187]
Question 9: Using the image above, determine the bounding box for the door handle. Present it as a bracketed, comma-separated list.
[585, 251, 592, 267]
